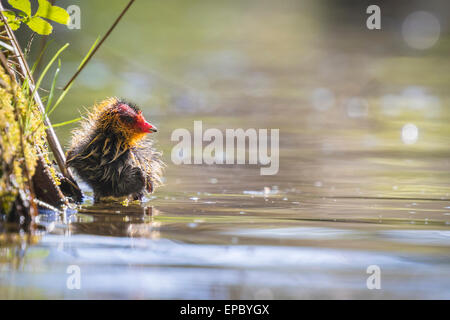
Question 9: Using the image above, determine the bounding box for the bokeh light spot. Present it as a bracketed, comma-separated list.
[401, 123, 419, 144]
[402, 11, 440, 50]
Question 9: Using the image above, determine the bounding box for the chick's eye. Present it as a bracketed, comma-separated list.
[120, 114, 135, 124]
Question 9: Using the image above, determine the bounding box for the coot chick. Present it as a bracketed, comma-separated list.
[66, 97, 164, 202]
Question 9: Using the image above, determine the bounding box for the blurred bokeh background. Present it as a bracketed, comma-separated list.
[20, 0, 450, 196]
[1, 0, 449, 299]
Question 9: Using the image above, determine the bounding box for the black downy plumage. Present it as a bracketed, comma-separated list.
[66, 97, 164, 202]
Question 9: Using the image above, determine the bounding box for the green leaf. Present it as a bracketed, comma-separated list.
[36, 0, 69, 25]
[2, 10, 16, 20]
[2, 11, 16, 24]
[10, 23, 20, 30]
[2, 10, 21, 30]
[8, 0, 31, 16]
[26, 16, 53, 35]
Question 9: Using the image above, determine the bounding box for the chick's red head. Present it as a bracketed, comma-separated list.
[113, 101, 157, 134]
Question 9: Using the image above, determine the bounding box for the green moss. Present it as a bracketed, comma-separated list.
[0, 64, 50, 214]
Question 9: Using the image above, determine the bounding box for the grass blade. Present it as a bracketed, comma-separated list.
[78, 36, 100, 69]
[47, 36, 99, 116]
[45, 58, 60, 113]
[33, 42, 69, 97]
[30, 39, 53, 75]
[51, 117, 82, 128]
[47, 81, 72, 116]
[25, 43, 68, 129]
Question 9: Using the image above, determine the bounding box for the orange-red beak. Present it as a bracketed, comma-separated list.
[136, 113, 157, 133]
[147, 123, 158, 133]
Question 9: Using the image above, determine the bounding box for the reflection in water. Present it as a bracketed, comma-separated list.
[0, 230, 42, 272]
[73, 205, 160, 239]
